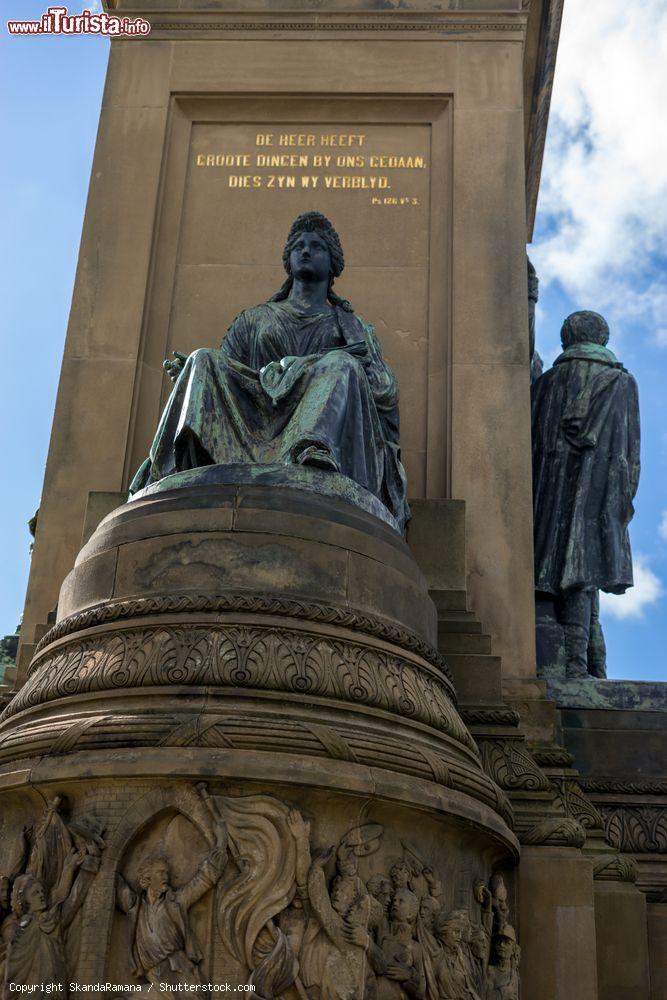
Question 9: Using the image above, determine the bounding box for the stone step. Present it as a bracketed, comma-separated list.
[438, 631, 492, 654]
[437, 615, 483, 634]
[442, 652, 503, 704]
[429, 589, 468, 613]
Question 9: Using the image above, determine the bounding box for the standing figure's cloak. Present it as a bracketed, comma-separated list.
[531, 343, 640, 595]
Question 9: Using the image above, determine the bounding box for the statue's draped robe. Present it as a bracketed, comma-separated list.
[131, 301, 409, 531]
[531, 344, 640, 595]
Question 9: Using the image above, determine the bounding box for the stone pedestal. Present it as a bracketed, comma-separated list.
[594, 882, 650, 1000]
[0, 476, 518, 989]
[648, 902, 667, 1000]
[518, 847, 599, 1000]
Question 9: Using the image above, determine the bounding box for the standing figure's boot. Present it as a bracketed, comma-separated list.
[559, 588, 594, 679]
[587, 590, 607, 678]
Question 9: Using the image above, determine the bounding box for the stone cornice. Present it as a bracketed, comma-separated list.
[105, 7, 527, 37]
[524, 0, 564, 239]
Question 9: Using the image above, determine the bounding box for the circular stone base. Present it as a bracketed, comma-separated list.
[131, 462, 401, 532]
[0, 479, 518, 990]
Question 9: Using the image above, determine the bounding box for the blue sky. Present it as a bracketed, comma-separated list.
[1, 1, 665, 681]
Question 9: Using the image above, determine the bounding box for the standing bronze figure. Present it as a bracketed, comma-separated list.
[532, 310, 640, 678]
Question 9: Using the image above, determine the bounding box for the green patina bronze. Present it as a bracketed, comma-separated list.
[130, 212, 410, 532]
[532, 309, 641, 680]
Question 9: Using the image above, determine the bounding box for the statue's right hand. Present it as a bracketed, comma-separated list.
[163, 351, 188, 383]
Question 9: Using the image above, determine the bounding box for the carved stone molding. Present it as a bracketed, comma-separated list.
[599, 806, 667, 855]
[2, 624, 473, 753]
[34, 592, 450, 679]
[592, 853, 638, 884]
[461, 706, 521, 728]
[551, 778, 606, 832]
[0, 707, 511, 820]
[477, 738, 552, 793]
[521, 816, 586, 849]
[525, 0, 564, 237]
[580, 777, 667, 797]
[150, 19, 526, 34]
[528, 743, 575, 768]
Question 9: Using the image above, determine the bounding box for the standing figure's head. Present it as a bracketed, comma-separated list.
[390, 886, 420, 926]
[434, 910, 466, 949]
[11, 874, 48, 916]
[138, 855, 170, 898]
[389, 859, 411, 890]
[492, 924, 517, 965]
[560, 310, 610, 349]
[272, 212, 352, 311]
[470, 926, 488, 961]
[366, 874, 392, 912]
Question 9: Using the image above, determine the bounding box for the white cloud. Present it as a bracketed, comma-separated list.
[532, 2, 667, 340]
[600, 553, 664, 620]
[659, 511, 667, 542]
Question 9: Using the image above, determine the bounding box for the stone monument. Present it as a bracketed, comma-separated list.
[1, 2, 666, 998]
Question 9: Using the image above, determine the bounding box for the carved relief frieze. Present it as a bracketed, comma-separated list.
[1, 784, 520, 994]
[0, 796, 104, 992]
[106, 785, 520, 996]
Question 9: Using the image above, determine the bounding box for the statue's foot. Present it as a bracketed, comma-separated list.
[587, 661, 607, 679]
[293, 443, 339, 473]
[565, 661, 588, 680]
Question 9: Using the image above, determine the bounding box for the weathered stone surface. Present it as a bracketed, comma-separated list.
[548, 679, 667, 713]
[594, 882, 650, 1000]
[518, 847, 598, 1000]
[58, 477, 435, 642]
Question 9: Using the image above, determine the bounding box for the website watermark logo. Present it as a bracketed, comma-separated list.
[7, 6, 151, 36]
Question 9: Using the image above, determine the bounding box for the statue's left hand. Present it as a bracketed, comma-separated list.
[164, 351, 188, 383]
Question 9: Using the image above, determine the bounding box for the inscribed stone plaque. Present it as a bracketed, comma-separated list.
[131, 102, 450, 498]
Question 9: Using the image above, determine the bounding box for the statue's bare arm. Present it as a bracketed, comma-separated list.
[115, 873, 136, 913]
[176, 847, 227, 911]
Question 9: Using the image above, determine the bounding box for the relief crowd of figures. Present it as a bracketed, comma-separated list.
[0, 789, 519, 1000]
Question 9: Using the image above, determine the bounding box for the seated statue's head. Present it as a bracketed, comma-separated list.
[271, 212, 352, 312]
[138, 854, 170, 896]
[11, 873, 48, 916]
[560, 310, 610, 349]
